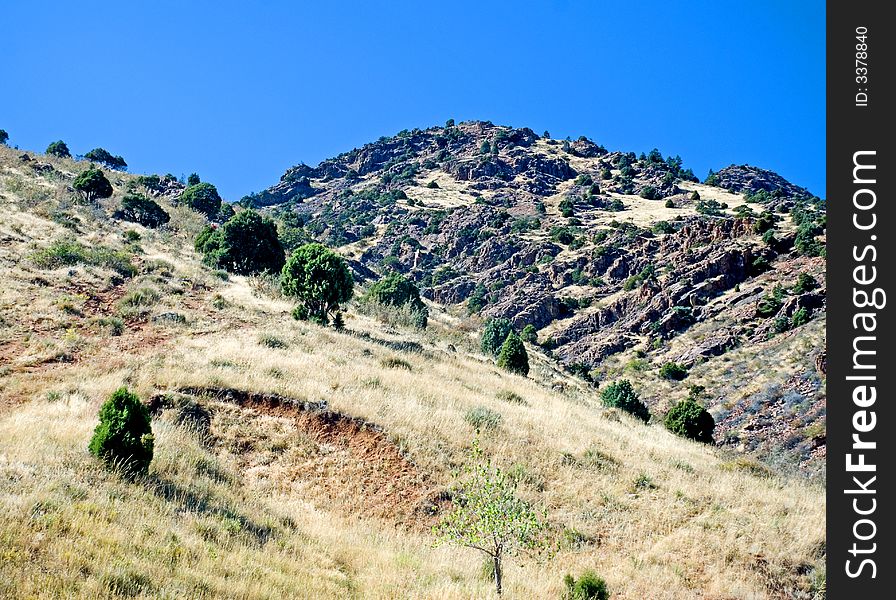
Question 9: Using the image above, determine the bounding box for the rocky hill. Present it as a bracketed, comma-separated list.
[0, 131, 826, 598]
[249, 120, 827, 477]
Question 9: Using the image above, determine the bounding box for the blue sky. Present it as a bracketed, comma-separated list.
[1, 1, 825, 200]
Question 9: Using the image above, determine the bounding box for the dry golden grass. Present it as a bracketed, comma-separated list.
[0, 145, 825, 598]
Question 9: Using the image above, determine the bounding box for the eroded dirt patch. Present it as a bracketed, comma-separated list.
[150, 387, 447, 529]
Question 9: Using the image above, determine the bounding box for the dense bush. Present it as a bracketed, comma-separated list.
[280, 242, 353, 326]
[793, 272, 818, 294]
[497, 331, 529, 376]
[664, 397, 715, 443]
[520, 324, 538, 344]
[115, 193, 170, 228]
[639, 185, 661, 200]
[73, 167, 113, 202]
[481, 318, 514, 356]
[563, 571, 609, 600]
[791, 307, 810, 328]
[46, 140, 71, 158]
[196, 209, 285, 275]
[600, 380, 649, 422]
[363, 272, 428, 328]
[84, 148, 128, 171]
[187, 173, 201, 186]
[0, 129, 8, 145]
[659, 361, 688, 380]
[88, 387, 154, 477]
[664, 198, 675, 208]
[180, 182, 222, 218]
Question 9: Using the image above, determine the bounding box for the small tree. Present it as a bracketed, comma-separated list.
[563, 571, 610, 600]
[480, 318, 514, 357]
[433, 439, 548, 596]
[187, 172, 201, 186]
[665, 391, 715, 443]
[88, 387, 154, 477]
[115, 193, 170, 228]
[180, 182, 222, 218]
[46, 140, 71, 158]
[0, 129, 8, 145]
[84, 148, 127, 171]
[659, 361, 688, 381]
[497, 332, 529, 376]
[520, 324, 538, 344]
[364, 272, 428, 328]
[600, 380, 650, 422]
[280, 243, 353, 325]
[793, 273, 818, 294]
[73, 167, 113, 202]
[196, 209, 285, 275]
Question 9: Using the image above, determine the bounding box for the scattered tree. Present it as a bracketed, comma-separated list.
[659, 361, 688, 381]
[426, 180, 440, 189]
[433, 438, 548, 596]
[88, 387, 154, 477]
[445, 118, 455, 127]
[0, 129, 8, 145]
[563, 571, 610, 600]
[180, 182, 222, 218]
[46, 140, 71, 158]
[665, 386, 715, 443]
[497, 331, 529, 376]
[481, 318, 514, 356]
[793, 273, 818, 294]
[600, 380, 650, 422]
[196, 209, 285, 275]
[187, 172, 201, 186]
[115, 193, 170, 228]
[520, 324, 538, 344]
[363, 272, 428, 328]
[72, 167, 113, 202]
[280, 242, 353, 326]
[84, 148, 127, 171]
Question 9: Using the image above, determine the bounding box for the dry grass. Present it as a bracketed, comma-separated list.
[0, 145, 825, 598]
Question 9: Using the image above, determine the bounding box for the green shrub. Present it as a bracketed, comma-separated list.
[0, 129, 8, 145]
[426, 180, 440, 189]
[464, 406, 502, 430]
[791, 307, 810, 328]
[84, 148, 127, 171]
[195, 209, 285, 275]
[600, 380, 649, 422]
[88, 387, 154, 477]
[73, 167, 114, 202]
[563, 571, 609, 600]
[46, 140, 71, 158]
[639, 185, 660, 200]
[187, 173, 201, 186]
[180, 182, 222, 218]
[497, 331, 529, 376]
[280, 242, 353, 326]
[363, 272, 428, 328]
[756, 292, 783, 318]
[664, 199, 676, 208]
[30, 239, 135, 276]
[115, 193, 170, 228]
[659, 362, 688, 380]
[652, 220, 675, 234]
[793, 273, 818, 294]
[481, 318, 514, 356]
[520, 324, 538, 344]
[665, 397, 715, 443]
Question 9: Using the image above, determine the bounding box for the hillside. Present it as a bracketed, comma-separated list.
[0, 134, 825, 599]
[250, 121, 827, 477]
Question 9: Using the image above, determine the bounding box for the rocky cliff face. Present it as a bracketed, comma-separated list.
[251, 120, 827, 477]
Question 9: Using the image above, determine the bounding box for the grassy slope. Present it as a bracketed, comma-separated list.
[0, 145, 824, 598]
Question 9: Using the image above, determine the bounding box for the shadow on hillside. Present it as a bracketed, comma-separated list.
[146, 475, 277, 544]
[346, 329, 428, 355]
